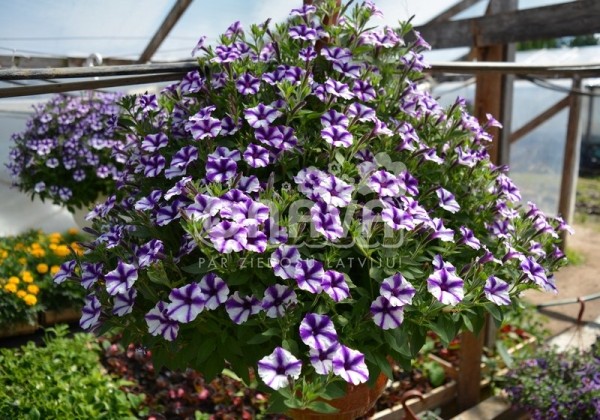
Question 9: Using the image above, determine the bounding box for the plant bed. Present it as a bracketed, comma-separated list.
[39, 307, 81, 326]
[0, 321, 39, 339]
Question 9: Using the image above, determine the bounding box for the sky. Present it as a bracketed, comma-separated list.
[0, 0, 574, 63]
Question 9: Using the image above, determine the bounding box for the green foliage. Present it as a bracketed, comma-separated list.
[0, 326, 143, 419]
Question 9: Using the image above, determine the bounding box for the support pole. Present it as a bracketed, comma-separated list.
[558, 77, 583, 249]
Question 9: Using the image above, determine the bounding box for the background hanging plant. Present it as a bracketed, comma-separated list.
[56, 0, 569, 414]
[7, 91, 124, 211]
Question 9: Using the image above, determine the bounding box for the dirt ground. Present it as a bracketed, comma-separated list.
[524, 223, 600, 337]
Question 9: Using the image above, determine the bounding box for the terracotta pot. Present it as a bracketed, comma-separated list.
[288, 372, 388, 420]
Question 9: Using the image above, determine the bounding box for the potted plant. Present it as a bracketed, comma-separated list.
[7, 91, 124, 225]
[502, 338, 600, 419]
[54, 0, 568, 416]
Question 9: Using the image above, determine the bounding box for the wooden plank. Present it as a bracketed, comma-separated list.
[138, 0, 194, 63]
[558, 77, 583, 248]
[426, 61, 600, 77]
[451, 395, 512, 420]
[372, 381, 457, 420]
[425, 0, 481, 25]
[0, 62, 197, 80]
[456, 331, 485, 411]
[0, 73, 186, 98]
[510, 96, 570, 144]
[0, 55, 135, 69]
[414, 0, 600, 49]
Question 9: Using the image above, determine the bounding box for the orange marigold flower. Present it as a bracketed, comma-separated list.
[18, 257, 27, 265]
[27, 284, 39, 295]
[53, 245, 71, 257]
[8, 276, 20, 285]
[21, 272, 34, 283]
[50, 265, 60, 275]
[36, 263, 49, 274]
[4, 283, 17, 293]
[17, 290, 27, 298]
[23, 294, 37, 306]
[68, 228, 79, 235]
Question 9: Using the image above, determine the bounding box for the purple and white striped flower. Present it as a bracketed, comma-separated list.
[520, 257, 548, 288]
[315, 175, 353, 207]
[189, 117, 222, 140]
[332, 61, 363, 79]
[185, 194, 223, 221]
[80, 294, 101, 330]
[225, 292, 262, 324]
[166, 283, 204, 323]
[244, 103, 282, 128]
[141, 132, 168, 152]
[243, 144, 271, 168]
[427, 260, 464, 306]
[484, 276, 511, 306]
[262, 284, 297, 318]
[368, 170, 401, 197]
[352, 80, 376, 102]
[205, 157, 237, 183]
[382, 205, 415, 231]
[299, 46, 317, 62]
[348, 103, 376, 122]
[81, 262, 103, 289]
[311, 202, 344, 241]
[270, 245, 300, 279]
[180, 70, 204, 93]
[322, 270, 350, 302]
[429, 218, 454, 242]
[309, 344, 339, 375]
[294, 259, 324, 294]
[236, 73, 261, 95]
[321, 109, 349, 128]
[380, 273, 416, 306]
[134, 190, 163, 211]
[146, 301, 179, 341]
[255, 126, 284, 148]
[299, 313, 338, 350]
[209, 221, 248, 253]
[199, 273, 229, 310]
[257, 347, 302, 390]
[371, 296, 404, 329]
[458, 226, 481, 250]
[54, 260, 77, 284]
[105, 261, 138, 296]
[332, 345, 369, 385]
[169, 145, 198, 169]
[141, 154, 166, 177]
[321, 125, 353, 148]
[321, 46, 352, 63]
[324, 78, 353, 100]
[436, 188, 460, 213]
[113, 288, 137, 316]
[156, 200, 186, 226]
[289, 24, 318, 41]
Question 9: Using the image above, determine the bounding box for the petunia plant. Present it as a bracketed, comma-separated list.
[7, 92, 124, 211]
[56, 0, 569, 414]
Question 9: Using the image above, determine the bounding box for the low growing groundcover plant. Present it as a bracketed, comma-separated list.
[0, 326, 144, 419]
[54, 0, 569, 414]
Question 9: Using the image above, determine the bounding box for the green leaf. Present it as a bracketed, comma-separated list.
[496, 341, 514, 369]
[266, 392, 288, 414]
[146, 264, 170, 287]
[196, 337, 217, 364]
[485, 303, 504, 325]
[306, 401, 339, 414]
[322, 381, 346, 400]
[247, 328, 279, 344]
[424, 361, 446, 387]
[283, 398, 303, 409]
[429, 315, 457, 348]
[461, 312, 474, 332]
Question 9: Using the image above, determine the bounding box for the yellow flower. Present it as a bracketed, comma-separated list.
[49, 243, 57, 250]
[49, 232, 62, 244]
[53, 245, 71, 257]
[71, 242, 84, 256]
[8, 276, 20, 285]
[1, 250, 8, 258]
[31, 242, 41, 249]
[17, 290, 27, 298]
[36, 263, 49, 274]
[50, 265, 60, 276]
[21, 271, 34, 283]
[30, 248, 46, 258]
[23, 294, 37, 306]
[3, 283, 17, 293]
[18, 257, 27, 265]
[68, 227, 79, 235]
[15, 242, 25, 250]
[27, 284, 39, 295]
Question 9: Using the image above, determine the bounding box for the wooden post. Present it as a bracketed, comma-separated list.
[558, 77, 583, 249]
[459, 0, 516, 411]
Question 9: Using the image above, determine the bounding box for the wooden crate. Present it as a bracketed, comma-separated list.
[39, 308, 81, 326]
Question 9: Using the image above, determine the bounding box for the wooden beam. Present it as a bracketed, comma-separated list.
[0, 73, 186, 98]
[457, 331, 485, 411]
[415, 0, 600, 49]
[0, 62, 197, 80]
[138, 0, 194, 63]
[558, 77, 583, 249]
[426, 61, 600, 77]
[510, 96, 571, 144]
[0, 55, 135, 69]
[425, 0, 481, 25]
